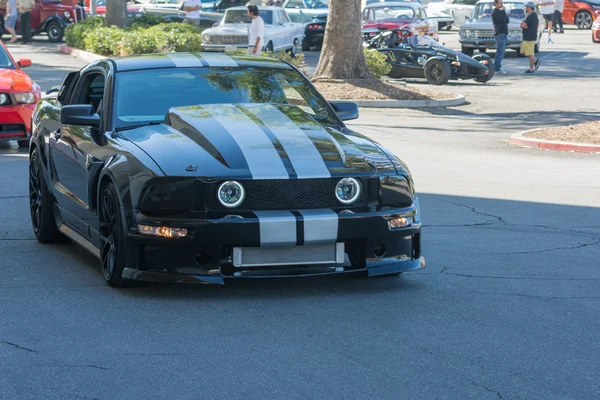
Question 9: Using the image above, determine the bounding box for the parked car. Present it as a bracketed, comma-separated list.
[202, 6, 304, 53]
[427, 7, 455, 29]
[80, 0, 143, 17]
[0, 42, 40, 148]
[562, 0, 600, 29]
[0, 0, 86, 42]
[282, 0, 329, 23]
[459, 0, 542, 57]
[208, 0, 247, 12]
[303, 12, 326, 50]
[593, 15, 600, 41]
[30, 52, 425, 287]
[427, 0, 477, 26]
[365, 28, 493, 84]
[137, 0, 223, 25]
[362, 2, 439, 40]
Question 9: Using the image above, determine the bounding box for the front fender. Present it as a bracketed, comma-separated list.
[423, 55, 449, 67]
[39, 16, 68, 31]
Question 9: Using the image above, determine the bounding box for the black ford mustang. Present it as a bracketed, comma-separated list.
[364, 29, 494, 85]
[29, 52, 425, 287]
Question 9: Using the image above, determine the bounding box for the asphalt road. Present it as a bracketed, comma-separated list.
[1, 29, 600, 400]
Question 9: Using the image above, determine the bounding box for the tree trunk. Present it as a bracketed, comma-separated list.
[105, 0, 127, 28]
[311, 0, 371, 81]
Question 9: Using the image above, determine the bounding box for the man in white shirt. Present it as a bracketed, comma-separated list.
[553, 0, 564, 33]
[538, 0, 555, 43]
[247, 5, 264, 55]
[183, 0, 202, 28]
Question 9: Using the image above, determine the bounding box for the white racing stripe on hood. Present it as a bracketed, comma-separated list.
[255, 211, 297, 247]
[299, 209, 339, 244]
[199, 53, 239, 67]
[242, 104, 331, 179]
[165, 53, 204, 68]
[200, 104, 289, 179]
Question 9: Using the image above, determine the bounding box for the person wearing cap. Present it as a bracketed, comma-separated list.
[247, 5, 264, 55]
[521, 1, 541, 73]
[537, 0, 555, 43]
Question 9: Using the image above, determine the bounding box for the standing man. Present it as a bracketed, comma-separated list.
[553, 0, 564, 33]
[247, 5, 264, 55]
[17, 0, 34, 44]
[521, 1, 541, 74]
[6, 0, 19, 43]
[182, 0, 202, 29]
[492, 0, 509, 74]
[538, 0, 555, 43]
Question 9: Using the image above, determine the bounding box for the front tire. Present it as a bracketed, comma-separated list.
[29, 148, 66, 243]
[47, 21, 64, 42]
[289, 39, 298, 57]
[424, 59, 451, 85]
[264, 41, 273, 53]
[99, 182, 128, 288]
[575, 11, 593, 29]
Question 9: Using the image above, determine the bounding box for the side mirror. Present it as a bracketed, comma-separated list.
[17, 58, 32, 68]
[330, 101, 359, 121]
[60, 104, 100, 127]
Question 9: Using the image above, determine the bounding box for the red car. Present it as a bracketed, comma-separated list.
[593, 16, 600, 41]
[563, 0, 600, 29]
[0, 42, 41, 148]
[361, 2, 439, 41]
[78, 0, 143, 16]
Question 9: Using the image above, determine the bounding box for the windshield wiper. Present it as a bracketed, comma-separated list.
[114, 121, 163, 132]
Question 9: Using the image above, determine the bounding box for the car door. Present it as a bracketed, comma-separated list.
[279, 10, 295, 49]
[283, 0, 303, 22]
[563, 0, 575, 24]
[49, 69, 106, 236]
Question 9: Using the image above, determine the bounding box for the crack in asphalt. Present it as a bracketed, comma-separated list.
[0, 341, 37, 353]
[449, 201, 508, 225]
[72, 395, 101, 400]
[59, 364, 109, 371]
[485, 239, 600, 255]
[120, 353, 187, 356]
[423, 265, 600, 281]
[469, 379, 504, 399]
[468, 291, 600, 300]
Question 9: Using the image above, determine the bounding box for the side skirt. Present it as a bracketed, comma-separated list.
[58, 223, 101, 259]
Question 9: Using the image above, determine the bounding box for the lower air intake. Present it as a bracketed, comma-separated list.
[233, 243, 345, 268]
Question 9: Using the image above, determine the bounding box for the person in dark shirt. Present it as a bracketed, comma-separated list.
[492, 0, 509, 74]
[520, 2, 541, 74]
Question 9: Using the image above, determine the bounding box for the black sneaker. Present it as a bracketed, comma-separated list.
[534, 59, 541, 70]
[524, 69, 535, 74]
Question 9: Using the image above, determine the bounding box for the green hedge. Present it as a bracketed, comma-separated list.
[64, 17, 203, 56]
[363, 49, 392, 79]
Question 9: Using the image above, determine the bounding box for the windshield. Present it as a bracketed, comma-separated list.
[372, 6, 415, 20]
[224, 9, 273, 24]
[114, 67, 339, 129]
[0, 46, 15, 70]
[472, 2, 525, 20]
[304, 0, 328, 8]
[408, 35, 442, 48]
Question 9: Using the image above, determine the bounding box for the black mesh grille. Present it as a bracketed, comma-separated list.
[205, 178, 373, 211]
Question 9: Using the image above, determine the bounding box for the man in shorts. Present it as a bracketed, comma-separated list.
[521, 1, 541, 74]
[538, 0, 555, 43]
[5, 0, 18, 43]
[247, 5, 264, 55]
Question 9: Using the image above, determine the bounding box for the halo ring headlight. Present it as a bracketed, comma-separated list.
[335, 178, 361, 205]
[218, 181, 245, 208]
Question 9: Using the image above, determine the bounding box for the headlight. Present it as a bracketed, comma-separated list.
[14, 92, 35, 104]
[64, 11, 71, 18]
[203, 34, 210, 42]
[218, 181, 245, 208]
[335, 178, 361, 205]
[459, 29, 472, 38]
[138, 225, 188, 239]
[0, 93, 9, 105]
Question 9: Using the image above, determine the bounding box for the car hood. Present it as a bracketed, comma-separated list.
[121, 103, 397, 179]
[203, 24, 249, 35]
[460, 19, 524, 30]
[363, 20, 415, 29]
[0, 69, 34, 92]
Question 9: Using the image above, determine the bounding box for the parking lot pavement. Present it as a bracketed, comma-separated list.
[1, 34, 599, 400]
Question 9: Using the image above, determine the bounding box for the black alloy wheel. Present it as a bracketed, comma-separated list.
[29, 148, 65, 243]
[424, 59, 451, 85]
[99, 182, 128, 287]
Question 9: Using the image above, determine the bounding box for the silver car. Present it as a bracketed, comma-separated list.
[459, 0, 542, 57]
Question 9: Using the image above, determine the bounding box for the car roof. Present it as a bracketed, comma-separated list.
[107, 52, 294, 72]
[364, 2, 422, 9]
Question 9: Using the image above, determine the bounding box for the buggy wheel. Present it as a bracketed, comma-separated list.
[424, 59, 451, 85]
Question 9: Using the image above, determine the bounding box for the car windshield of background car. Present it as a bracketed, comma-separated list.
[113, 67, 339, 129]
[305, 0, 328, 8]
[0, 48, 15, 70]
[224, 9, 273, 24]
[473, 2, 524, 20]
[373, 6, 415, 20]
[409, 35, 442, 48]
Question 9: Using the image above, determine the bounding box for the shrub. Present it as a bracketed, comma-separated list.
[65, 16, 104, 49]
[83, 26, 124, 56]
[148, 23, 204, 52]
[119, 29, 161, 56]
[129, 13, 166, 30]
[363, 48, 392, 79]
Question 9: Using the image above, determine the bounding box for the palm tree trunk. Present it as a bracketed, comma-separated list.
[105, 0, 127, 28]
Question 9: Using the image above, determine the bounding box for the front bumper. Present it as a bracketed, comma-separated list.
[202, 44, 248, 52]
[304, 30, 324, 46]
[0, 104, 34, 143]
[460, 39, 523, 50]
[122, 202, 425, 284]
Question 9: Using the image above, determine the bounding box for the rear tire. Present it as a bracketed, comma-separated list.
[47, 21, 64, 42]
[424, 59, 451, 85]
[29, 148, 66, 243]
[461, 46, 474, 57]
[99, 182, 129, 288]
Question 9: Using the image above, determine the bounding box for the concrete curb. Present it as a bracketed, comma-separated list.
[333, 95, 466, 109]
[509, 128, 600, 154]
[59, 45, 107, 63]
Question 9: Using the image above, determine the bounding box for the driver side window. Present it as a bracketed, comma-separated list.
[72, 72, 105, 113]
[285, 0, 302, 8]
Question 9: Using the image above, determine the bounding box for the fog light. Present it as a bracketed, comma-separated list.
[138, 224, 187, 238]
[388, 217, 412, 230]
